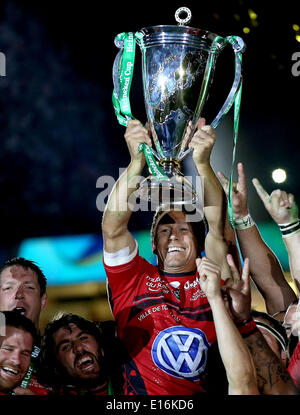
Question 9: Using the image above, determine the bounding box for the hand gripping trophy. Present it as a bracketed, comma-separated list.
[112, 7, 245, 214]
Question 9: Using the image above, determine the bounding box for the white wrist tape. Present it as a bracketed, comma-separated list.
[233, 214, 255, 230]
[103, 240, 138, 266]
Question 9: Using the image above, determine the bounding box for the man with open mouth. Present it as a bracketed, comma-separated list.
[37, 312, 122, 395]
[0, 257, 51, 394]
[101, 118, 237, 394]
[0, 311, 36, 395]
[101, 118, 298, 395]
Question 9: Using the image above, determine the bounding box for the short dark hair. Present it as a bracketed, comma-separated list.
[252, 310, 288, 351]
[0, 257, 47, 296]
[0, 310, 37, 342]
[37, 313, 104, 388]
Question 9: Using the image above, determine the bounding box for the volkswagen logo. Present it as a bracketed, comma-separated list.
[151, 326, 210, 380]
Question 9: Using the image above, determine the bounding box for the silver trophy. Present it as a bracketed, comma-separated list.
[113, 7, 245, 206]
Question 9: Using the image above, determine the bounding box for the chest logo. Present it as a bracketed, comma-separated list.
[151, 326, 210, 380]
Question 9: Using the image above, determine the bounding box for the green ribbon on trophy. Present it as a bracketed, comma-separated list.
[112, 32, 135, 127]
[189, 33, 243, 228]
[112, 25, 245, 226]
[211, 35, 244, 229]
[112, 32, 168, 182]
[228, 69, 243, 229]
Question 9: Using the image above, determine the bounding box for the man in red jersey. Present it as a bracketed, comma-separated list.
[0, 257, 51, 394]
[102, 118, 239, 395]
[0, 311, 36, 395]
[102, 119, 298, 395]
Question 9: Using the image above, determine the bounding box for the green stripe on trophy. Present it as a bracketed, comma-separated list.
[113, 31, 168, 182]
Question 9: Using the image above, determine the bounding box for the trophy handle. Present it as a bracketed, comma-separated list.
[179, 36, 245, 161]
[210, 36, 245, 129]
[112, 46, 123, 101]
[112, 32, 137, 126]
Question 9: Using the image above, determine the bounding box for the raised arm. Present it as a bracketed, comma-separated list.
[102, 120, 151, 254]
[197, 256, 258, 395]
[253, 178, 300, 296]
[223, 255, 298, 394]
[218, 163, 296, 317]
[189, 118, 231, 282]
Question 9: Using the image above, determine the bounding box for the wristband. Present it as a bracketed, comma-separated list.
[233, 214, 255, 230]
[278, 219, 300, 238]
[236, 316, 258, 338]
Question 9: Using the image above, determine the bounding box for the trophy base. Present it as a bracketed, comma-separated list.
[135, 174, 198, 208]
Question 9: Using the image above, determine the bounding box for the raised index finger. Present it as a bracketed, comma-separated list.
[237, 162, 247, 193]
[240, 257, 250, 295]
[252, 177, 270, 204]
[217, 171, 229, 194]
[226, 254, 241, 285]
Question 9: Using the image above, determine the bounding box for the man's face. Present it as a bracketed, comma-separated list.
[0, 326, 33, 392]
[0, 266, 47, 330]
[154, 211, 198, 273]
[53, 323, 104, 383]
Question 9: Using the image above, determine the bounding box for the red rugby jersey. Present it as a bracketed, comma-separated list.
[104, 248, 218, 395]
[288, 341, 300, 390]
[19, 344, 53, 395]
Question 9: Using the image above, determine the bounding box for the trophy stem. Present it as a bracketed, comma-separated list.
[158, 159, 181, 178]
[136, 158, 198, 207]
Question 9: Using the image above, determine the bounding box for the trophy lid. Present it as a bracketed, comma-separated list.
[137, 7, 225, 51]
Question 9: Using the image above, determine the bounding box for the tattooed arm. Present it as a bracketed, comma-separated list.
[245, 329, 298, 394]
[223, 255, 298, 394]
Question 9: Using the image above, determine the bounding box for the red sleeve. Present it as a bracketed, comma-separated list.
[103, 250, 152, 320]
[288, 341, 300, 390]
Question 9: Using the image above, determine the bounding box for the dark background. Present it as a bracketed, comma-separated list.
[0, 0, 299, 261]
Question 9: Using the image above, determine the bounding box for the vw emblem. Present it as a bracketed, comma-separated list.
[151, 326, 210, 380]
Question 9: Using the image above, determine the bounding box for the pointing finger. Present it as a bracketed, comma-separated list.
[288, 193, 295, 208]
[217, 171, 229, 193]
[237, 162, 247, 193]
[252, 178, 270, 204]
[226, 254, 241, 284]
[240, 257, 250, 295]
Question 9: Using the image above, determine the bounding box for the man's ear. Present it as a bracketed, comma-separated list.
[41, 293, 47, 311]
[151, 241, 157, 255]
